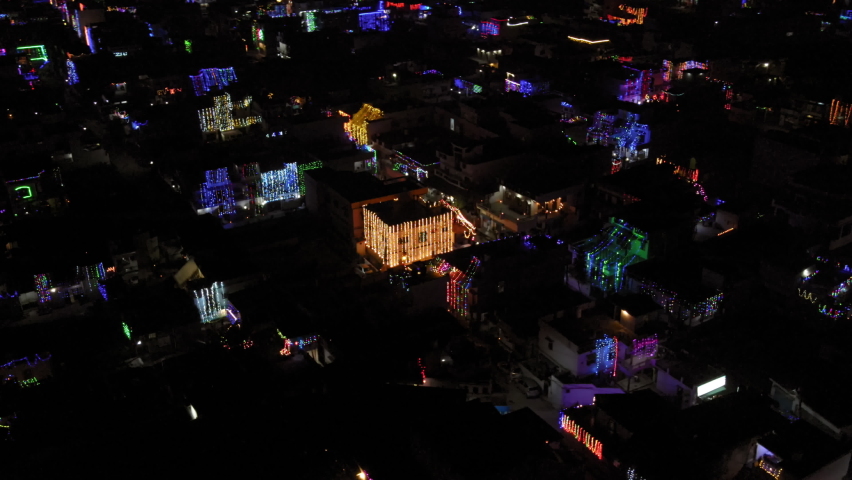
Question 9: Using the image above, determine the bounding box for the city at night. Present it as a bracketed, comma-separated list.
[1, 0, 852, 478]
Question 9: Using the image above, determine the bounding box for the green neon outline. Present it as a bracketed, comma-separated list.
[17, 45, 47, 62]
[14, 186, 33, 199]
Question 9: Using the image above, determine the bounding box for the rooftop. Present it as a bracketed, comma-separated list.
[596, 389, 675, 434]
[307, 168, 425, 204]
[610, 293, 663, 317]
[759, 420, 850, 479]
[366, 199, 447, 226]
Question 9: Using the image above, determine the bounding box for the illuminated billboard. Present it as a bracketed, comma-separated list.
[696, 375, 726, 397]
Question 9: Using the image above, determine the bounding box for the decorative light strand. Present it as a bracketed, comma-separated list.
[34, 274, 51, 303]
[447, 256, 481, 319]
[193, 281, 227, 323]
[559, 411, 603, 459]
[189, 67, 237, 96]
[595, 335, 618, 377]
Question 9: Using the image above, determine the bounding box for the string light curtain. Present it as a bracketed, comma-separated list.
[198, 93, 262, 133]
[363, 207, 453, 268]
[349, 104, 383, 146]
[448, 256, 480, 319]
[260, 163, 300, 202]
[190, 67, 238, 96]
[579, 219, 648, 292]
[200, 168, 236, 216]
[193, 281, 227, 323]
[595, 335, 618, 377]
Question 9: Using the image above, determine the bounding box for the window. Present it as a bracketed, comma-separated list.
[587, 353, 597, 365]
[483, 387, 489, 394]
[450, 118, 455, 131]
[419, 231, 427, 243]
[472, 386, 479, 394]
[498, 281, 505, 293]
[545, 336, 553, 350]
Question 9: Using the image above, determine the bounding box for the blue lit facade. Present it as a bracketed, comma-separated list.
[359, 10, 390, 31]
[200, 168, 236, 217]
[190, 67, 238, 96]
[259, 163, 300, 203]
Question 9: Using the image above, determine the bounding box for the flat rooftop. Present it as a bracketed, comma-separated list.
[366, 199, 447, 226]
[307, 168, 425, 204]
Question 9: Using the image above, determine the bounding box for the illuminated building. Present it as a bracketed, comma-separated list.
[198, 93, 262, 134]
[446, 256, 480, 320]
[618, 66, 655, 104]
[662, 59, 708, 82]
[259, 163, 300, 203]
[193, 281, 228, 323]
[478, 181, 580, 239]
[481, 20, 500, 36]
[586, 111, 650, 173]
[17, 45, 48, 62]
[626, 259, 724, 326]
[77, 262, 107, 299]
[200, 168, 236, 217]
[0, 353, 53, 386]
[453, 77, 483, 95]
[300, 10, 319, 32]
[431, 235, 566, 328]
[577, 218, 648, 293]
[656, 155, 699, 183]
[504, 72, 549, 97]
[359, 4, 390, 31]
[363, 201, 454, 268]
[305, 168, 429, 258]
[595, 335, 618, 377]
[190, 67, 238, 96]
[606, 4, 647, 25]
[34, 274, 51, 303]
[347, 104, 384, 146]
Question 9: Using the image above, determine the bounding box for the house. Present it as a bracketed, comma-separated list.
[772, 165, 852, 252]
[430, 235, 569, 329]
[769, 377, 852, 441]
[654, 355, 727, 409]
[0, 353, 53, 387]
[304, 168, 428, 260]
[625, 257, 724, 327]
[592, 390, 676, 461]
[622, 392, 787, 480]
[538, 314, 617, 379]
[753, 420, 851, 480]
[609, 293, 663, 332]
[477, 160, 583, 240]
[363, 199, 454, 268]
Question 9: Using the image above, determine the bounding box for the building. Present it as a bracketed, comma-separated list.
[625, 257, 724, 327]
[304, 168, 429, 260]
[0, 353, 53, 387]
[477, 161, 583, 239]
[363, 199, 454, 268]
[754, 420, 852, 480]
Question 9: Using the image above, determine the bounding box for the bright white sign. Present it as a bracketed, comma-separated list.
[697, 375, 726, 397]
